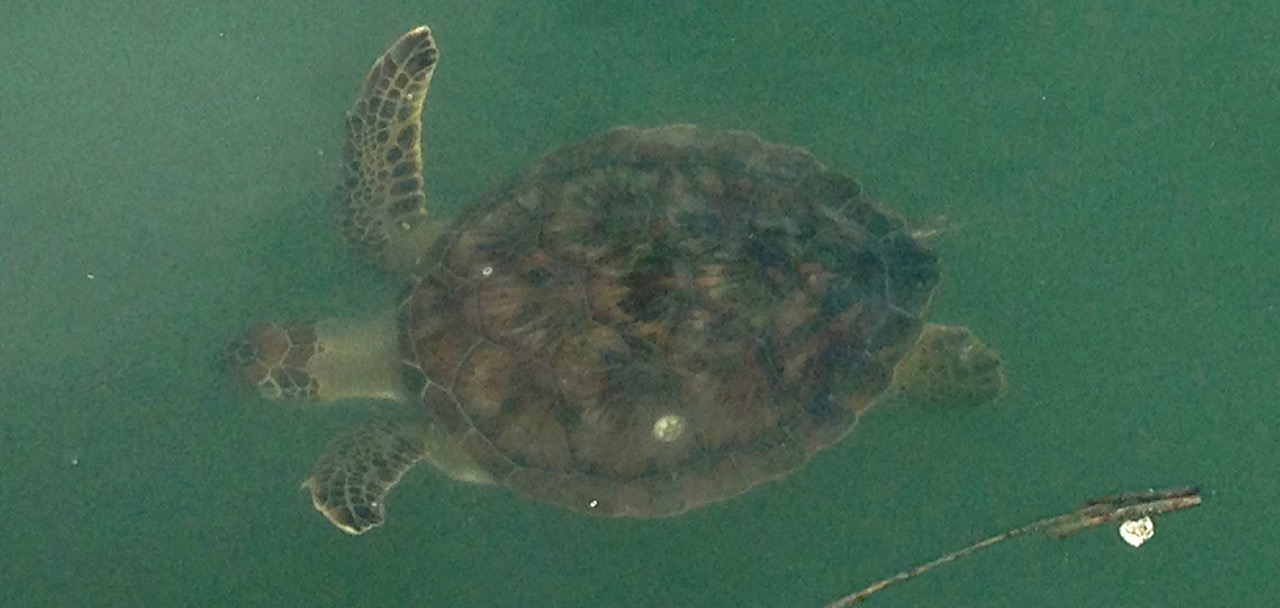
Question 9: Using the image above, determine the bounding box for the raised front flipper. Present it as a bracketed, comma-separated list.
[338, 26, 443, 271]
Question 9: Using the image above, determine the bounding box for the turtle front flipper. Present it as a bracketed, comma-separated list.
[338, 26, 443, 272]
[304, 420, 428, 534]
[889, 324, 1007, 407]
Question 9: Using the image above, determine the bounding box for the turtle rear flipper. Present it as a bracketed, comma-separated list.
[338, 26, 442, 272]
[890, 324, 1006, 407]
[304, 420, 428, 534]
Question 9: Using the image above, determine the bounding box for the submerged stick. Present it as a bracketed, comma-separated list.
[1043, 486, 1201, 539]
[823, 485, 1202, 607]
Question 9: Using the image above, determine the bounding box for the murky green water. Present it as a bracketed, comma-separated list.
[2, 1, 1277, 606]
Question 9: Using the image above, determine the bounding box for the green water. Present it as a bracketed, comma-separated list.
[2, 1, 1276, 606]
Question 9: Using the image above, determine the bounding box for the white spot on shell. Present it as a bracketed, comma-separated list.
[651, 414, 687, 443]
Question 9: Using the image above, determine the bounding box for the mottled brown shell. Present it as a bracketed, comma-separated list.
[402, 125, 939, 517]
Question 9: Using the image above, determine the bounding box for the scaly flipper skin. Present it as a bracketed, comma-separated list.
[304, 420, 429, 534]
[338, 26, 442, 271]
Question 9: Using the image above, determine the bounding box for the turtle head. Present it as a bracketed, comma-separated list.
[225, 321, 324, 401]
[224, 314, 410, 403]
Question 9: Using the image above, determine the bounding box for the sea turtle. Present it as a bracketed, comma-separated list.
[226, 26, 1005, 535]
